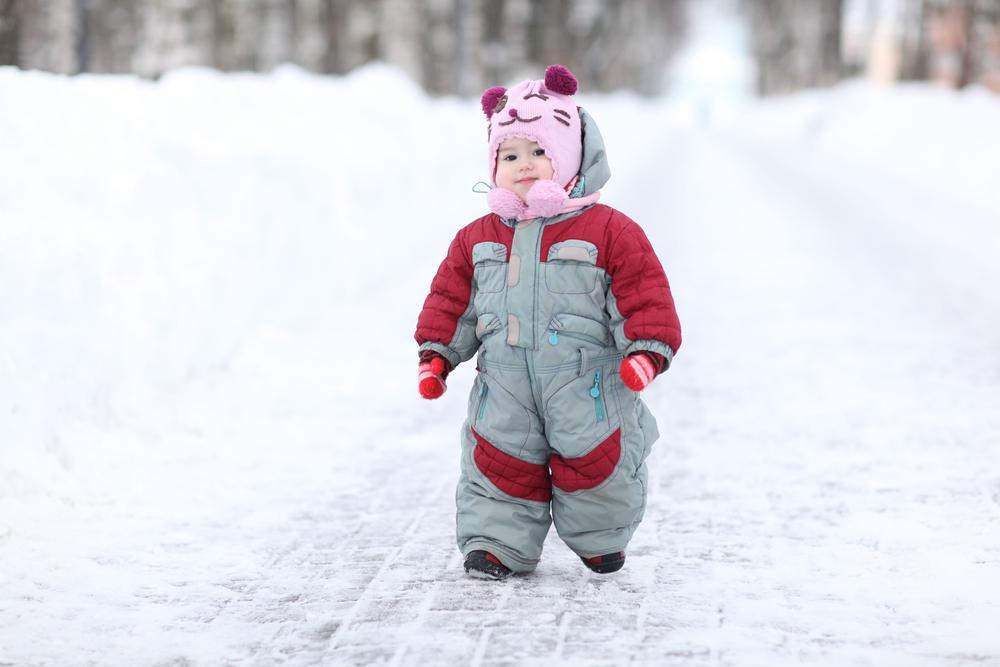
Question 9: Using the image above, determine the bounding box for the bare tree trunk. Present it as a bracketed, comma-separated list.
[16, 0, 76, 73]
[321, 0, 348, 74]
[819, 0, 843, 85]
[747, 0, 794, 94]
[452, 0, 469, 96]
[481, 0, 506, 85]
[745, 0, 845, 95]
[958, 0, 975, 87]
[209, 0, 233, 70]
[75, 0, 89, 72]
[973, 0, 1000, 91]
[528, 0, 569, 68]
[927, 0, 971, 88]
[289, 0, 326, 71]
[257, 0, 293, 70]
[899, 0, 929, 81]
[70, 0, 138, 73]
[420, 0, 458, 95]
[0, 0, 18, 66]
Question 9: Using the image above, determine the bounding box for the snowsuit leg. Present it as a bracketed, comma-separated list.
[456, 344, 660, 570]
[456, 362, 552, 573]
[540, 351, 660, 557]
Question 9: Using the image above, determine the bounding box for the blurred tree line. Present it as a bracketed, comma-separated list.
[0, 0, 686, 95]
[1, 0, 997, 95]
[744, 0, 1000, 94]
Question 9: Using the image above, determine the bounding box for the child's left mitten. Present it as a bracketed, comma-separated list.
[619, 351, 667, 392]
[418, 351, 452, 399]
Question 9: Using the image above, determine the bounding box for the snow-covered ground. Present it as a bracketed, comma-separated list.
[2, 63, 999, 666]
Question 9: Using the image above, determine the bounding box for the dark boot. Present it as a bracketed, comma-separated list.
[581, 551, 625, 573]
[464, 550, 512, 580]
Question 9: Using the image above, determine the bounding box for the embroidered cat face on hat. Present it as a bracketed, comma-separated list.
[482, 64, 583, 189]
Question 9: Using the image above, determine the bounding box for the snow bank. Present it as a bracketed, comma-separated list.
[2, 58, 997, 528]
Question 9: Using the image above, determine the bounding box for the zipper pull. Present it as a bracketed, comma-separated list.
[548, 330, 559, 346]
[591, 369, 604, 422]
[477, 382, 489, 419]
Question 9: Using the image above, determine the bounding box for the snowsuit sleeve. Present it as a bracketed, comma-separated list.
[414, 229, 480, 369]
[605, 216, 682, 368]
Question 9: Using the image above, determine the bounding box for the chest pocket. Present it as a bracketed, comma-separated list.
[545, 240, 599, 294]
[472, 242, 508, 294]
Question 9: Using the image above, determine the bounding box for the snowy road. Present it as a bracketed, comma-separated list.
[2, 70, 1000, 666]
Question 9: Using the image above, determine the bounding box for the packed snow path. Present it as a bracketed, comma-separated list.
[2, 70, 999, 666]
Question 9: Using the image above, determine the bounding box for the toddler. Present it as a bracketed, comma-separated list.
[414, 65, 681, 580]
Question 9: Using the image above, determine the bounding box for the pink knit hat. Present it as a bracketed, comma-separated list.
[482, 64, 582, 189]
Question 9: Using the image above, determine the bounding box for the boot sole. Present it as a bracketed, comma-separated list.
[464, 567, 509, 581]
[581, 554, 626, 573]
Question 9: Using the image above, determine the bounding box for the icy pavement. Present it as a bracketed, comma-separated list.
[2, 69, 1000, 666]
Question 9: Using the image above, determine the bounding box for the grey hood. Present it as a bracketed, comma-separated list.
[575, 108, 611, 198]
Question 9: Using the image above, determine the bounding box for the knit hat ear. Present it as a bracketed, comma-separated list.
[544, 64, 578, 95]
[481, 86, 507, 119]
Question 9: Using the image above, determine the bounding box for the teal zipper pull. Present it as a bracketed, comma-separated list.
[477, 382, 489, 419]
[590, 369, 604, 422]
[590, 369, 601, 398]
[548, 331, 559, 346]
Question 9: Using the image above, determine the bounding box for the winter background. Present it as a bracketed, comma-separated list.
[3, 2, 1000, 666]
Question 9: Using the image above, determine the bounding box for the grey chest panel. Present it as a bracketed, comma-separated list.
[473, 221, 610, 358]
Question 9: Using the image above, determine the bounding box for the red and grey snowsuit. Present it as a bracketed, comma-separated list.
[415, 113, 681, 572]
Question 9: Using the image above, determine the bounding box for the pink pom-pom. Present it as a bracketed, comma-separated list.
[487, 187, 527, 219]
[525, 179, 568, 218]
[481, 86, 507, 119]
[544, 64, 578, 95]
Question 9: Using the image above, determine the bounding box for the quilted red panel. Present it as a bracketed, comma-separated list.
[604, 217, 681, 353]
[472, 428, 552, 502]
[549, 428, 621, 492]
[415, 214, 513, 348]
[540, 205, 681, 354]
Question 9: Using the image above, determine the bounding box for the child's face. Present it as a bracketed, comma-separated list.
[495, 137, 554, 203]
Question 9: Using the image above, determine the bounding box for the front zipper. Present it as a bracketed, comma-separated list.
[477, 381, 490, 420]
[590, 368, 604, 422]
[532, 221, 543, 349]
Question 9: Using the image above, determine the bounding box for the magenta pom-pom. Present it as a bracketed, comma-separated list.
[544, 64, 578, 95]
[481, 86, 507, 119]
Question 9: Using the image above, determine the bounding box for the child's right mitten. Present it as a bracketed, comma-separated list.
[619, 351, 668, 392]
[418, 351, 452, 399]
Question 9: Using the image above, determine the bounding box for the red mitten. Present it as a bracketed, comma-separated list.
[619, 352, 667, 392]
[418, 351, 451, 399]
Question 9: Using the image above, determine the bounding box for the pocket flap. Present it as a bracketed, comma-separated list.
[547, 240, 598, 264]
[548, 313, 611, 345]
[472, 242, 508, 264]
[475, 313, 502, 338]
